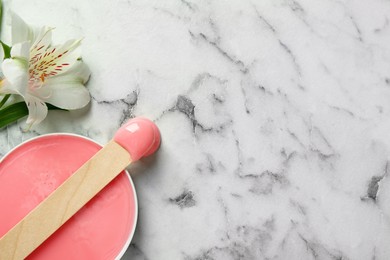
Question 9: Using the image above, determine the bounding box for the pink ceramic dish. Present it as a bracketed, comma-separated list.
[0, 134, 137, 259]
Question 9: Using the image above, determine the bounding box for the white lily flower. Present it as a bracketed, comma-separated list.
[0, 13, 90, 127]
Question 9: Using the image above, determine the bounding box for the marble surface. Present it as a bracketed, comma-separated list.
[1, 0, 390, 259]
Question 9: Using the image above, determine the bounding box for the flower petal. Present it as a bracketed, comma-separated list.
[32, 26, 52, 46]
[56, 40, 82, 67]
[39, 82, 90, 110]
[11, 13, 35, 44]
[49, 61, 90, 84]
[29, 26, 53, 59]
[0, 80, 19, 95]
[29, 38, 81, 80]
[41, 39, 82, 77]
[32, 61, 90, 108]
[1, 58, 28, 95]
[11, 41, 30, 60]
[25, 94, 48, 127]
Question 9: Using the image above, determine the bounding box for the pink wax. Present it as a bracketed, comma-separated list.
[0, 134, 137, 259]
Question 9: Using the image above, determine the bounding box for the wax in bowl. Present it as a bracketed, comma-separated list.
[0, 134, 137, 259]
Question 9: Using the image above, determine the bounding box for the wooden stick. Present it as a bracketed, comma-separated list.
[0, 140, 131, 260]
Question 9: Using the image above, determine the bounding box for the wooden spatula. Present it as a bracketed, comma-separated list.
[0, 117, 161, 260]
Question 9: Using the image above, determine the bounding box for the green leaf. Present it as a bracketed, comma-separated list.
[47, 103, 67, 111]
[0, 0, 2, 36]
[0, 102, 67, 129]
[1, 41, 11, 59]
[0, 2, 8, 59]
[0, 102, 28, 129]
[0, 94, 10, 109]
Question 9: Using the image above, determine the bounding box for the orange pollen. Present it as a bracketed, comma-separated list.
[40, 74, 45, 82]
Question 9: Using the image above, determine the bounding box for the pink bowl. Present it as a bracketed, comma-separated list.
[0, 134, 137, 259]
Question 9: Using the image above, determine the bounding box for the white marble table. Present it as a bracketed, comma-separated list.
[1, 0, 390, 259]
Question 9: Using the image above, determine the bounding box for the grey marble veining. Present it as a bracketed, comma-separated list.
[1, 0, 390, 259]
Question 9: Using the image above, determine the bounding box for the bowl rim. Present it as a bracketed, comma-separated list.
[0, 133, 138, 259]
